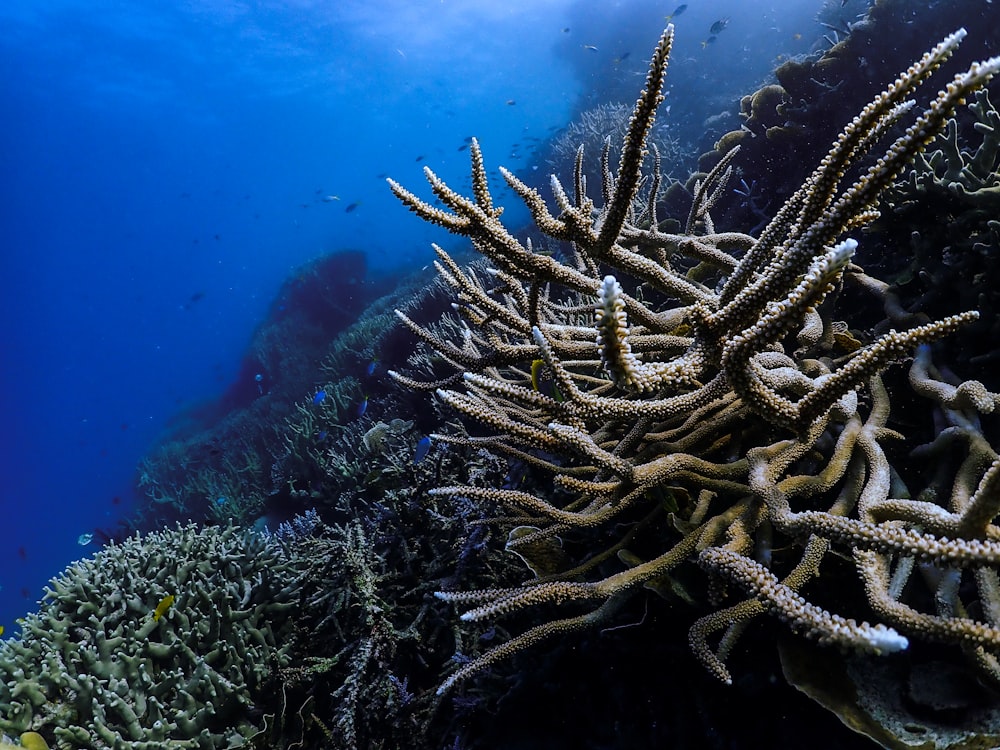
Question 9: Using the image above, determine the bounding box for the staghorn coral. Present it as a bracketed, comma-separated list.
[386, 22, 1000, 729]
[706, 0, 1000, 248]
[0, 524, 297, 750]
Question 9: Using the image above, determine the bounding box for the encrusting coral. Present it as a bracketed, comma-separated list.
[0, 524, 298, 749]
[387, 21, 1000, 711]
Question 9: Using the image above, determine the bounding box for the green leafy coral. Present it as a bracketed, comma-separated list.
[0, 524, 298, 750]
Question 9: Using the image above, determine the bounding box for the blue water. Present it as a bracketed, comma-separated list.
[0, 0, 829, 632]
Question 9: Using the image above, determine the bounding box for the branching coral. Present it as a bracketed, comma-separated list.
[546, 101, 687, 201]
[879, 85, 1000, 389]
[251, 435, 522, 750]
[902, 89, 1000, 211]
[387, 23, 1000, 703]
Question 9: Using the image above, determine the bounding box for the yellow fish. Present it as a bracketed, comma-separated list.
[152, 594, 175, 622]
[20, 734, 49, 750]
[0, 625, 4, 637]
[530, 358, 545, 391]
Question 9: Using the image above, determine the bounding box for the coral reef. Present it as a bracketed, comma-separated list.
[878, 87, 1000, 386]
[119, 257, 519, 749]
[134, 254, 428, 530]
[247, 405, 527, 749]
[547, 101, 688, 195]
[0, 525, 297, 749]
[387, 21, 1000, 744]
[705, 0, 1000, 233]
[9, 7, 1000, 750]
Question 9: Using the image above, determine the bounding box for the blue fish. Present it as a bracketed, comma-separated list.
[710, 18, 729, 35]
[365, 359, 378, 377]
[313, 390, 327, 405]
[356, 395, 368, 417]
[666, 4, 687, 20]
[414, 436, 432, 463]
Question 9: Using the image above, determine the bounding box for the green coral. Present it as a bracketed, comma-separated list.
[0, 525, 298, 750]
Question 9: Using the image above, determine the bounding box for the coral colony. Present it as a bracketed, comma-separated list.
[389, 24, 1000, 693]
[0, 526, 296, 747]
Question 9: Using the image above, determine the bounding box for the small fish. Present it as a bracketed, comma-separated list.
[614, 52, 630, 63]
[357, 395, 369, 417]
[180, 292, 203, 312]
[415, 155, 425, 162]
[77, 533, 93, 546]
[322, 194, 340, 202]
[792, 33, 802, 41]
[345, 202, 360, 213]
[313, 390, 327, 405]
[365, 359, 378, 376]
[582, 44, 598, 52]
[506, 525, 570, 577]
[414, 435, 432, 463]
[152, 594, 175, 622]
[505, 99, 516, 106]
[562, 27, 570, 33]
[701, 36, 717, 48]
[709, 18, 729, 34]
[457, 144, 468, 151]
[665, 4, 687, 21]
[0, 625, 4, 637]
